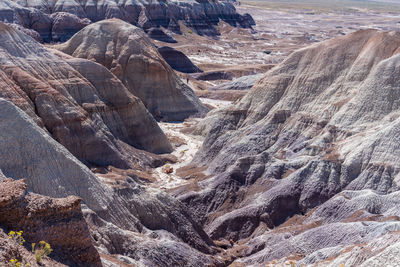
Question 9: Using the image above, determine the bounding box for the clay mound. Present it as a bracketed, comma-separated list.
[56, 19, 208, 121]
[147, 27, 177, 43]
[0, 22, 172, 169]
[176, 29, 400, 264]
[0, 178, 101, 266]
[158, 46, 202, 73]
[0, 0, 253, 41]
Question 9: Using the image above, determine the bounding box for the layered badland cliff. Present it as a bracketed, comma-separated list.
[0, 0, 253, 42]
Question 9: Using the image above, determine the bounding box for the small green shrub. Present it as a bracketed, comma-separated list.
[8, 258, 31, 267]
[32, 241, 53, 263]
[7, 231, 52, 265]
[8, 231, 25, 246]
[8, 259, 20, 267]
[7, 231, 30, 267]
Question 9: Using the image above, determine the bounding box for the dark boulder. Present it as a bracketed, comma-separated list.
[242, 13, 256, 26]
[192, 70, 233, 81]
[158, 46, 202, 73]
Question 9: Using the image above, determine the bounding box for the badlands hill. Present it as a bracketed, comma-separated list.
[0, 98, 217, 265]
[0, 22, 221, 266]
[56, 19, 207, 121]
[1, 3, 400, 266]
[0, 0, 253, 42]
[0, 21, 173, 169]
[178, 29, 400, 265]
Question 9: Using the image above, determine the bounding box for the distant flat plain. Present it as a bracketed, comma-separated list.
[240, 0, 400, 12]
[233, 0, 400, 64]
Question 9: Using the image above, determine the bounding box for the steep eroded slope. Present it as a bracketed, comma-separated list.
[176, 29, 400, 265]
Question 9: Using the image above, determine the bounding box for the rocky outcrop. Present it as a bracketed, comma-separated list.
[0, 178, 100, 266]
[209, 73, 263, 90]
[0, 0, 254, 42]
[158, 46, 202, 73]
[0, 22, 172, 169]
[56, 19, 208, 121]
[175, 29, 400, 264]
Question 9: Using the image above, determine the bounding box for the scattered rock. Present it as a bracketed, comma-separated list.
[163, 165, 174, 174]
